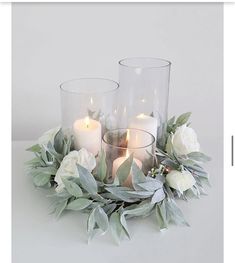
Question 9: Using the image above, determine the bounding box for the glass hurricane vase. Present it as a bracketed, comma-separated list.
[102, 128, 156, 186]
[60, 78, 119, 156]
[117, 57, 171, 142]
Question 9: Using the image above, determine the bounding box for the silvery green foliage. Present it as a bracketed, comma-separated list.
[26, 113, 211, 244]
[26, 128, 73, 188]
[157, 112, 211, 201]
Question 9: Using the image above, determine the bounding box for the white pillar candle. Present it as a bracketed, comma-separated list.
[129, 113, 158, 139]
[73, 116, 101, 156]
[112, 151, 142, 187]
[128, 114, 157, 161]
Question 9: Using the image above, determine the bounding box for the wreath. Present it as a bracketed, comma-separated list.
[26, 112, 210, 244]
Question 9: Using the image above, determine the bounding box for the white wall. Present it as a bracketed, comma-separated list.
[12, 3, 223, 142]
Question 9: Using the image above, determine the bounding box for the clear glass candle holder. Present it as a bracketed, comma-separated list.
[117, 57, 171, 142]
[102, 128, 155, 186]
[60, 78, 119, 156]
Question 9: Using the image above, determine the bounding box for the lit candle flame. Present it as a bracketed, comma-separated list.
[90, 97, 93, 105]
[84, 116, 90, 128]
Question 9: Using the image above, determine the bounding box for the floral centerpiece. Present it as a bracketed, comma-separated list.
[26, 112, 210, 244]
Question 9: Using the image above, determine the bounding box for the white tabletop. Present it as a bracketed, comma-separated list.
[12, 140, 223, 263]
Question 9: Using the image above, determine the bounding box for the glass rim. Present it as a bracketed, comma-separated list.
[60, 77, 119, 95]
[118, 57, 171, 69]
[102, 128, 155, 150]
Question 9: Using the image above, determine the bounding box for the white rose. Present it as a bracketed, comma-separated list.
[166, 170, 196, 193]
[38, 126, 60, 146]
[171, 124, 200, 156]
[54, 148, 96, 192]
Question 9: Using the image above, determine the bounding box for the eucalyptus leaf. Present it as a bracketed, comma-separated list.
[77, 164, 98, 194]
[66, 198, 92, 211]
[61, 177, 83, 197]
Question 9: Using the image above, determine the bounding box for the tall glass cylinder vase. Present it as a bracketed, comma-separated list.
[60, 78, 119, 156]
[117, 57, 171, 143]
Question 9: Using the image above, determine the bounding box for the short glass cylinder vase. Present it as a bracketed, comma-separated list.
[102, 128, 155, 187]
[117, 57, 171, 142]
[60, 78, 119, 156]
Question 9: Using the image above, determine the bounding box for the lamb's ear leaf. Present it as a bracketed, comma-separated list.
[165, 199, 190, 227]
[110, 211, 125, 245]
[54, 128, 64, 154]
[96, 149, 107, 181]
[77, 164, 98, 194]
[61, 177, 83, 197]
[155, 200, 168, 230]
[94, 206, 109, 233]
[175, 112, 191, 127]
[187, 152, 211, 162]
[176, 112, 192, 127]
[87, 206, 109, 243]
[120, 213, 130, 240]
[151, 188, 166, 204]
[54, 199, 68, 219]
[132, 161, 146, 190]
[66, 198, 92, 211]
[26, 144, 41, 153]
[116, 153, 133, 185]
[32, 171, 51, 187]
